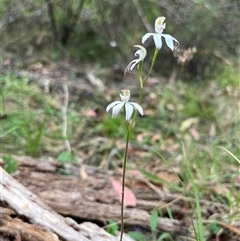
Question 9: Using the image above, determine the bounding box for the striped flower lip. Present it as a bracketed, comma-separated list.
[106, 89, 144, 121]
[142, 17, 179, 51]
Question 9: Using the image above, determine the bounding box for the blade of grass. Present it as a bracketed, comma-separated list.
[217, 146, 240, 164]
[182, 142, 205, 241]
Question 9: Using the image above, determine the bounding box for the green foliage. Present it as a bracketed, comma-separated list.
[0, 74, 60, 156]
[128, 211, 174, 241]
[2, 0, 238, 79]
[97, 115, 136, 140]
[2, 155, 19, 174]
[176, 82, 215, 118]
[216, 65, 239, 88]
[105, 220, 119, 236]
[57, 151, 77, 163]
[150, 210, 158, 234]
[209, 222, 222, 235]
[128, 231, 148, 241]
[157, 233, 174, 241]
[68, 30, 115, 65]
[186, 168, 205, 241]
[25, 113, 47, 156]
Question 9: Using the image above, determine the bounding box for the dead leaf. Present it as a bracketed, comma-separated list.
[189, 127, 200, 140]
[151, 134, 161, 143]
[126, 170, 141, 177]
[111, 178, 136, 207]
[49, 121, 57, 131]
[84, 109, 97, 117]
[87, 71, 104, 90]
[180, 118, 199, 132]
[157, 171, 179, 184]
[166, 103, 175, 111]
[209, 123, 216, 137]
[167, 143, 180, 151]
[148, 77, 160, 84]
[137, 133, 145, 143]
[80, 165, 88, 179]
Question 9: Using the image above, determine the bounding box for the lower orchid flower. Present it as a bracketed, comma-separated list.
[106, 89, 143, 121]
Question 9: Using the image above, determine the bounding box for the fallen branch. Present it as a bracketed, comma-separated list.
[0, 156, 188, 236]
[0, 162, 135, 241]
[0, 166, 89, 241]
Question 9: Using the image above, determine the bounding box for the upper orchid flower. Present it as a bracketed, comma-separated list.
[124, 45, 147, 75]
[142, 17, 179, 51]
[106, 89, 143, 121]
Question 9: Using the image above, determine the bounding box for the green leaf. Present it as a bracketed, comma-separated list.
[157, 232, 174, 241]
[57, 151, 77, 163]
[210, 222, 222, 235]
[128, 231, 148, 241]
[105, 220, 118, 236]
[3, 155, 19, 174]
[150, 210, 158, 233]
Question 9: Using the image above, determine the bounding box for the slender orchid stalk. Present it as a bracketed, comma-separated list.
[106, 16, 179, 241]
[106, 90, 143, 241]
[120, 125, 130, 241]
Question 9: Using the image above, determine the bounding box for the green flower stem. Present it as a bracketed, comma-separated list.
[120, 49, 159, 241]
[144, 49, 159, 85]
[137, 63, 143, 104]
[120, 123, 131, 241]
[131, 49, 159, 126]
[138, 86, 144, 105]
[138, 61, 143, 89]
[129, 62, 144, 129]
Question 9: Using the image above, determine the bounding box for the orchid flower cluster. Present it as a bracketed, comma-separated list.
[106, 16, 179, 121]
[105, 17, 178, 241]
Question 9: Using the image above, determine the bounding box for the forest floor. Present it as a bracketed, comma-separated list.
[0, 55, 240, 241]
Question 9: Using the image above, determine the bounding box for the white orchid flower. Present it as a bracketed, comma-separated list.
[142, 17, 179, 51]
[106, 89, 144, 121]
[124, 45, 147, 75]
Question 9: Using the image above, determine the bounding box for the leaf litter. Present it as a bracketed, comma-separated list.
[1, 59, 240, 240]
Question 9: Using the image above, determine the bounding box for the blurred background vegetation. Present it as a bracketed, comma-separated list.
[0, 0, 239, 166]
[1, 0, 239, 80]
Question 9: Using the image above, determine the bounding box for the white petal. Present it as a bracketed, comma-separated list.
[129, 102, 144, 116]
[162, 34, 179, 51]
[124, 61, 133, 75]
[153, 34, 162, 50]
[129, 59, 140, 71]
[106, 101, 122, 113]
[124, 60, 137, 75]
[112, 102, 124, 118]
[125, 103, 134, 121]
[142, 33, 154, 44]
